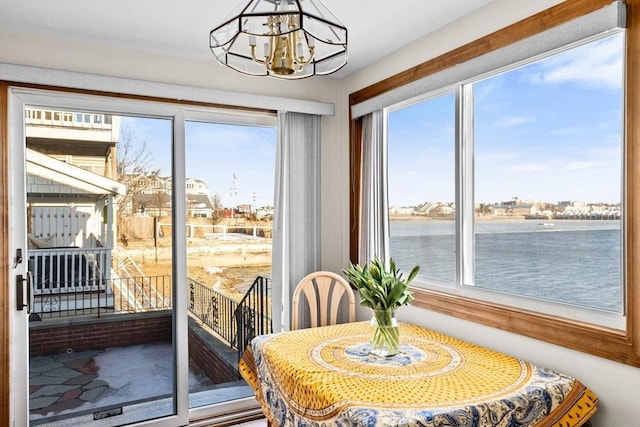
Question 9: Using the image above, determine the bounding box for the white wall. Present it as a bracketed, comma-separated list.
[328, 2, 640, 426]
[0, 29, 339, 105]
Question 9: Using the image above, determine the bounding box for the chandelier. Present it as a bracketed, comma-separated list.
[210, 0, 347, 79]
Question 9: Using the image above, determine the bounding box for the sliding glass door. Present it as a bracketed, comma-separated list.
[26, 110, 177, 426]
[184, 116, 276, 411]
[10, 89, 276, 426]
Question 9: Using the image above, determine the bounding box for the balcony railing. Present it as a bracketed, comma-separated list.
[30, 250, 272, 360]
[233, 275, 272, 361]
[29, 247, 111, 294]
[188, 275, 272, 359]
[188, 277, 239, 346]
[31, 275, 172, 318]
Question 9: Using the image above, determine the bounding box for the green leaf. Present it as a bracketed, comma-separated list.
[406, 265, 420, 284]
[344, 257, 420, 310]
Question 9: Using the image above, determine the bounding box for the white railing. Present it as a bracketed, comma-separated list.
[29, 247, 111, 295]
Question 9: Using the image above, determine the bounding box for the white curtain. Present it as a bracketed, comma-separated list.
[272, 111, 321, 332]
[358, 110, 389, 265]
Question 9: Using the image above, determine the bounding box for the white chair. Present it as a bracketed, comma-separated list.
[291, 271, 356, 330]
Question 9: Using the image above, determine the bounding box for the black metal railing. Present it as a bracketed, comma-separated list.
[32, 271, 273, 362]
[233, 275, 272, 361]
[187, 275, 272, 361]
[188, 277, 240, 346]
[31, 275, 172, 319]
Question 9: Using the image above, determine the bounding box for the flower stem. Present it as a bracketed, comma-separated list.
[370, 309, 399, 356]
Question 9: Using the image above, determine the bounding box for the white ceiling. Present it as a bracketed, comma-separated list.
[0, 0, 493, 79]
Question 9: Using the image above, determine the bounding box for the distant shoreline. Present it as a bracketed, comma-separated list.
[389, 215, 619, 222]
[389, 215, 527, 221]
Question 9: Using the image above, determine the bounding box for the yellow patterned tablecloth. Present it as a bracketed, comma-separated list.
[239, 322, 597, 427]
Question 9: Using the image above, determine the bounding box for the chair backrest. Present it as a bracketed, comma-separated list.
[291, 271, 356, 330]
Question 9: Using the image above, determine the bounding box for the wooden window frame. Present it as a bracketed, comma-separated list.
[349, 0, 640, 367]
[0, 80, 10, 427]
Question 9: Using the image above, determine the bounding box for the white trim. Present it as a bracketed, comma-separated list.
[0, 62, 335, 116]
[173, 109, 190, 426]
[26, 148, 127, 196]
[352, 1, 626, 119]
[185, 108, 276, 127]
[8, 77, 30, 427]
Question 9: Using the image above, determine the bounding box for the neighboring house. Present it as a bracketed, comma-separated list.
[187, 193, 216, 218]
[186, 177, 208, 195]
[122, 173, 172, 196]
[24, 107, 126, 312]
[25, 107, 119, 179]
[26, 148, 126, 312]
[122, 173, 216, 217]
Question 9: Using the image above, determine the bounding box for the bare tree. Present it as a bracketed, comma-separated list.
[210, 194, 224, 224]
[117, 124, 156, 177]
[149, 191, 171, 217]
[116, 124, 159, 216]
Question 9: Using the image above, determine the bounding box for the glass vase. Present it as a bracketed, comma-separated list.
[369, 308, 400, 357]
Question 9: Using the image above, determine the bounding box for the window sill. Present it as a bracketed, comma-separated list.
[410, 286, 640, 367]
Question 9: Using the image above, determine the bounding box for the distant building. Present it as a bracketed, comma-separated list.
[492, 200, 534, 217]
[121, 174, 215, 217]
[389, 206, 415, 216]
[417, 202, 455, 218]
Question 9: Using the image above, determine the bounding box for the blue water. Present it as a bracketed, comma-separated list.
[389, 219, 622, 312]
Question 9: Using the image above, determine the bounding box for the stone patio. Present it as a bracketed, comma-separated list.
[30, 350, 111, 417]
[28, 342, 220, 425]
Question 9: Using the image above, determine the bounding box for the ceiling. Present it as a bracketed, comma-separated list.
[0, 0, 492, 79]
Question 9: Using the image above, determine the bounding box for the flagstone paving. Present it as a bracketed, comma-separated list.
[29, 350, 113, 417]
[28, 343, 235, 425]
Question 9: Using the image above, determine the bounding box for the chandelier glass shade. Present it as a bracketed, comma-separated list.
[210, 0, 347, 79]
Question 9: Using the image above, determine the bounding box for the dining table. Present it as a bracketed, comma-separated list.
[239, 321, 597, 427]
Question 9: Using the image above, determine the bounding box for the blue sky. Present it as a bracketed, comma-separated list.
[119, 33, 623, 210]
[119, 117, 276, 208]
[388, 32, 624, 206]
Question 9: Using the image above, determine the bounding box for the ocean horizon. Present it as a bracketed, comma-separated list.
[390, 219, 622, 313]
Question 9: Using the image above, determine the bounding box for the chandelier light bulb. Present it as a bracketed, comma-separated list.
[209, 0, 347, 79]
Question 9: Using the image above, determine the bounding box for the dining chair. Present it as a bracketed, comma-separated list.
[291, 271, 356, 330]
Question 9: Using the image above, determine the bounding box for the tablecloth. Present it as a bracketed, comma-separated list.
[239, 321, 597, 426]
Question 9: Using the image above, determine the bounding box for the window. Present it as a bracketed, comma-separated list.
[351, 0, 640, 367]
[472, 34, 623, 312]
[388, 92, 456, 284]
[389, 33, 624, 316]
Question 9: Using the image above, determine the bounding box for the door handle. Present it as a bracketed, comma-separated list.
[13, 248, 23, 268]
[16, 272, 32, 313]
